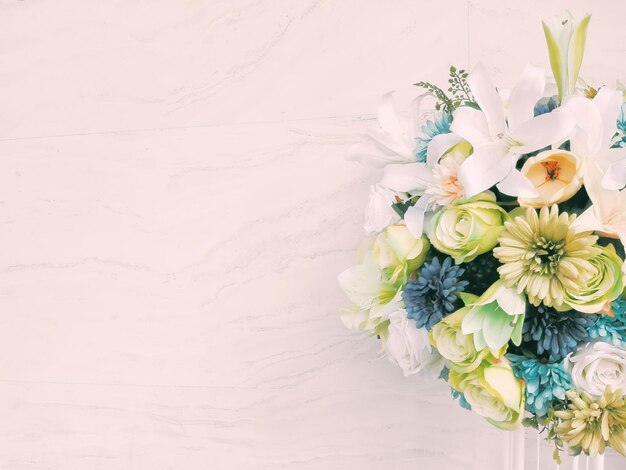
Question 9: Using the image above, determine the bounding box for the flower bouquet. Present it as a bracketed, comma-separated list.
[339, 12, 626, 462]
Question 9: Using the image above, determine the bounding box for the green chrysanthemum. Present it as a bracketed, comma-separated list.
[494, 205, 600, 309]
[555, 388, 626, 457]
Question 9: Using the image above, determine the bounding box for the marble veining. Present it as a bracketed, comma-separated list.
[0, 1, 624, 468]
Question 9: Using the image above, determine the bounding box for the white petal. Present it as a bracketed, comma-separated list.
[467, 63, 506, 139]
[561, 95, 603, 157]
[512, 111, 575, 154]
[593, 87, 623, 149]
[381, 163, 434, 193]
[426, 132, 462, 167]
[457, 143, 510, 197]
[364, 184, 401, 234]
[363, 127, 414, 159]
[450, 106, 492, 147]
[571, 206, 603, 233]
[338, 264, 382, 308]
[602, 158, 626, 190]
[377, 92, 407, 135]
[507, 65, 546, 132]
[408, 92, 433, 141]
[496, 166, 539, 198]
[496, 287, 526, 316]
[404, 196, 432, 238]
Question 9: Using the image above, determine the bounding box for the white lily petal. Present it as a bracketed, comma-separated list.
[381, 163, 434, 193]
[378, 92, 407, 135]
[457, 143, 510, 197]
[496, 166, 539, 198]
[602, 158, 626, 190]
[593, 87, 623, 149]
[363, 127, 414, 159]
[495, 287, 526, 316]
[338, 264, 382, 308]
[467, 63, 506, 139]
[512, 111, 575, 154]
[450, 106, 491, 147]
[571, 206, 603, 233]
[404, 196, 432, 238]
[426, 133, 463, 168]
[561, 95, 602, 157]
[507, 65, 546, 132]
[408, 93, 432, 141]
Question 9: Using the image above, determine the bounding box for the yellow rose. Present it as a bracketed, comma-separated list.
[518, 150, 583, 207]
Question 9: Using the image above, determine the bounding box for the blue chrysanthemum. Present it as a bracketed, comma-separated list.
[403, 257, 468, 330]
[587, 314, 626, 347]
[508, 355, 572, 417]
[523, 306, 593, 362]
[533, 96, 559, 117]
[612, 103, 626, 149]
[414, 112, 452, 162]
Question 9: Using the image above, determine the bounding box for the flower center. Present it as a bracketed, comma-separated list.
[529, 236, 565, 275]
[541, 160, 561, 181]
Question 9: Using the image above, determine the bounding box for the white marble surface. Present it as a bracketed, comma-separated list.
[0, 1, 624, 469]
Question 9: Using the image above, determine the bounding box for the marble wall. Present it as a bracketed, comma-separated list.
[1, 1, 624, 469]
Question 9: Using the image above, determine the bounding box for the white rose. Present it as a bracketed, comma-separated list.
[364, 184, 401, 234]
[565, 342, 626, 398]
[383, 309, 444, 377]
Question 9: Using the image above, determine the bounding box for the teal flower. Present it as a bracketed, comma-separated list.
[508, 355, 572, 417]
[587, 314, 626, 347]
[414, 112, 452, 162]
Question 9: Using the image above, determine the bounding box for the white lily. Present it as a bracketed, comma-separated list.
[452, 63, 575, 198]
[379, 132, 462, 237]
[348, 92, 429, 167]
[562, 87, 626, 189]
[572, 159, 626, 251]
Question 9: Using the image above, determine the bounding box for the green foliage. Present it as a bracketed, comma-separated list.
[413, 81, 455, 113]
[447, 66, 475, 108]
[414, 65, 477, 113]
[391, 198, 415, 218]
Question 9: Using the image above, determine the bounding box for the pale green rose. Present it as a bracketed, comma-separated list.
[338, 225, 429, 333]
[428, 192, 508, 263]
[461, 281, 526, 353]
[429, 298, 504, 373]
[563, 244, 625, 313]
[449, 359, 525, 430]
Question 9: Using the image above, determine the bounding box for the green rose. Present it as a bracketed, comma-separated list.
[563, 243, 625, 313]
[429, 299, 502, 373]
[449, 359, 525, 430]
[428, 192, 508, 263]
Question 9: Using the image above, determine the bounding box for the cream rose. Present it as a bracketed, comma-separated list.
[565, 342, 626, 398]
[449, 360, 525, 430]
[518, 150, 583, 207]
[383, 309, 444, 377]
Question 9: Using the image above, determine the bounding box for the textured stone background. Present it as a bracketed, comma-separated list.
[1, 1, 624, 468]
